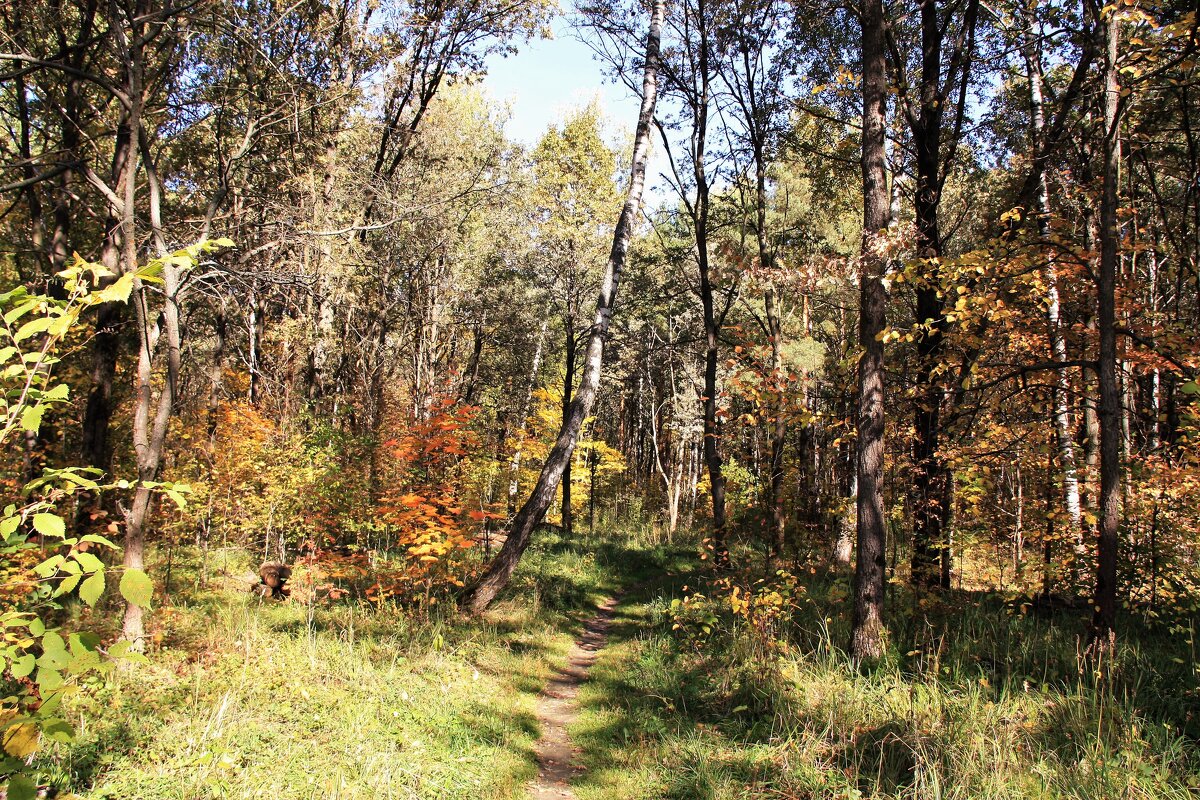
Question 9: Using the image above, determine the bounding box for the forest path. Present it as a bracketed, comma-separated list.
[528, 593, 623, 799]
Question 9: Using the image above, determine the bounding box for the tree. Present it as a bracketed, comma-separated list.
[716, 0, 795, 559]
[460, 0, 665, 614]
[850, 0, 891, 662]
[654, 0, 738, 567]
[1091, 1, 1122, 641]
[529, 104, 621, 537]
[886, 0, 981, 589]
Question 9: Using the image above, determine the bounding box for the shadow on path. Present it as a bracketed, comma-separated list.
[528, 594, 622, 799]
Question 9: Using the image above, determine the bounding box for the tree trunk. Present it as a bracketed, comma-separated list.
[124, 105, 189, 651]
[207, 305, 227, 442]
[80, 115, 134, 478]
[562, 316, 575, 537]
[461, 314, 485, 405]
[908, 0, 971, 591]
[459, 0, 663, 614]
[1092, 9, 1122, 641]
[834, 473, 856, 566]
[248, 289, 262, 405]
[764, 287, 786, 560]
[850, 0, 890, 662]
[690, 8, 728, 568]
[1020, 14, 1086, 580]
[508, 317, 549, 513]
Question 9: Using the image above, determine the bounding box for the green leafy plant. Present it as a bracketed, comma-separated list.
[0, 245, 226, 795]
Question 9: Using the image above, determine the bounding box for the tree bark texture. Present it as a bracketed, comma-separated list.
[850, 0, 890, 662]
[1092, 8, 1122, 640]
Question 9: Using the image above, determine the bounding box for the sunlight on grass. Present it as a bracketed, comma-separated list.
[571, 573, 1200, 800]
[32, 530, 635, 799]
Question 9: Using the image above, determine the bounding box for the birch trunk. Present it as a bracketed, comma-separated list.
[1019, 10, 1085, 575]
[460, 0, 664, 614]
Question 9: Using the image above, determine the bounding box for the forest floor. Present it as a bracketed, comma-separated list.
[27, 524, 1200, 799]
[528, 594, 621, 799]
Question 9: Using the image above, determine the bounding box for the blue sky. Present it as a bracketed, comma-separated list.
[479, 12, 676, 206]
[480, 15, 639, 147]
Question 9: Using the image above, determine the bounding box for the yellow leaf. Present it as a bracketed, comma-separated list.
[2, 721, 40, 757]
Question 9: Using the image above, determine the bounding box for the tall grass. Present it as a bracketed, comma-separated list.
[571, 564, 1200, 800]
[30, 526, 661, 799]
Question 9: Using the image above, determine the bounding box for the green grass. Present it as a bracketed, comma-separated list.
[31, 527, 676, 799]
[569, 566, 1200, 800]
[25, 524, 1200, 800]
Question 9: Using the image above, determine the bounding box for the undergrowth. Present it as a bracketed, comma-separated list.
[29, 524, 680, 799]
[572, 565, 1200, 800]
[23, 520, 1199, 800]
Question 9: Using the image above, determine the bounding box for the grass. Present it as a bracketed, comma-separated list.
[31, 526, 679, 799]
[23, 522, 1200, 799]
[569, 562, 1200, 800]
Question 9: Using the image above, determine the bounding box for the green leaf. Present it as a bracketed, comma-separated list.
[37, 667, 64, 692]
[39, 632, 66, 666]
[119, 569, 153, 608]
[80, 534, 116, 549]
[27, 618, 44, 637]
[1182, 380, 1200, 395]
[13, 315, 52, 342]
[46, 310, 75, 336]
[0, 346, 17, 363]
[3, 298, 38, 324]
[32, 513, 65, 538]
[20, 404, 45, 434]
[10, 653, 35, 679]
[54, 574, 80, 597]
[136, 262, 164, 281]
[32, 554, 64, 577]
[72, 551, 104, 573]
[42, 383, 70, 402]
[79, 572, 105, 607]
[0, 516, 20, 541]
[41, 718, 74, 743]
[72, 631, 100, 651]
[5, 774, 38, 800]
[162, 254, 195, 268]
[94, 273, 135, 304]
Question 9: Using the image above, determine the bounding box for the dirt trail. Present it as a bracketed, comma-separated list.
[528, 595, 621, 799]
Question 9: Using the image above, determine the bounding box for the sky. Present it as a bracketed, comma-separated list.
[480, 16, 640, 148]
[479, 13, 675, 206]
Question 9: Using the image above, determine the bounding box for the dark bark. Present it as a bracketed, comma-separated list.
[562, 316, 576, 538]
[906, 0, 979, 591]
[207, 305, 227, 442]
[459, 0, 663, 614]
[850, 0, 890, 662]
[765, 289, 786, 559]
[80, 115, 134, 477]
[700, 265, 729, 567]
[1092, 10, 1122, 641]
[461, 316, 485, 405]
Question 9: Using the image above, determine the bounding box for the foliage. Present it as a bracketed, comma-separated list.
[0, 252, 200, 792]
[371, 398, 481, 607]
